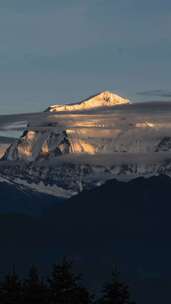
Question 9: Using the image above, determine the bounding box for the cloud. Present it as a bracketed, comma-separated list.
[137, 90, 171, 98]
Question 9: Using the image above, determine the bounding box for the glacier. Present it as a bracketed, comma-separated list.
[1, 91, 171, 197]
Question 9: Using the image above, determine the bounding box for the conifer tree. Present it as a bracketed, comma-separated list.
[22, 265, 48, 304]
[48, 257, 92, 304]
[98, 267, 135, 304]
[0, 265, 22, 304]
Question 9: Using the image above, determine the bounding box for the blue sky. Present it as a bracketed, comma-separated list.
[0, 0, 170, 113]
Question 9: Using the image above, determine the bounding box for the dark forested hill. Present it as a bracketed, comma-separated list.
[0, 181, 63, 215]
[0, 175, 171, 303]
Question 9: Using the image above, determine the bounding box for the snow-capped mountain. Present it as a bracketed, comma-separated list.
[46, 91, 130, 112]
[3, 91, 131, 161]
[2, 92, 171, 197]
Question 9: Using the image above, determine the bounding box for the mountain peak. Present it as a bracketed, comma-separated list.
[47, 91, 130, 112]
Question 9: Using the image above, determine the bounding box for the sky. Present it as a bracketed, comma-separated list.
[0, 0, 171, 113]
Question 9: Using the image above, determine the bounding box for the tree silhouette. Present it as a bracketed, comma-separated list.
[98, 267, 135, 304]
[48, 257, 93, 304]
[0, 265, 22, 304]
[22, 265, 48, 304]
[0, 260, 136, 304]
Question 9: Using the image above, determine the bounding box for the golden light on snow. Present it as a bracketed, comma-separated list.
[48, 91, 130, 112]
[66, 128, 121, 138]
[4, 89, 171, 173]
[41, 141, 49, 155]
[0, 145, 10, 159]
[69, 137, 96, 154]
[18, 146, 33, 157]
[136, 121, 155, 128]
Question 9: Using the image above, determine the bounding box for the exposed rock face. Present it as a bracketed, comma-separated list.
[46, 91, 130, 112]
[4, 116, 171, 162]
[4, 130, 70, 161]
[0, 144, 11, 159]
[0, 137, 16, 160]
[1, 153, 171, 198]
[155, 137, 171, 152]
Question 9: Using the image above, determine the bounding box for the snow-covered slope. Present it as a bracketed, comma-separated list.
[4, 104, 171, 161]
[2, 94, 171, 197]
[4, 91, 131, 161]
[46, 91, 130, 112]
[1, 153, 171, 198]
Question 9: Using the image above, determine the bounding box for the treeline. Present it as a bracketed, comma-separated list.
[0, 258, 135, 304]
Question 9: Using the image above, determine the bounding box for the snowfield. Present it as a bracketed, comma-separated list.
[1, 91, 171, 197]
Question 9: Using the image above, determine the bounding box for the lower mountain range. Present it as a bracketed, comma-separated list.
[0, 175, 170, 304]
